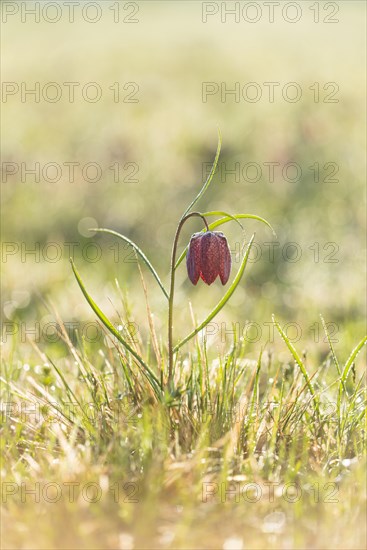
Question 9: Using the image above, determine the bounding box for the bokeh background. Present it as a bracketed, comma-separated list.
[1, 3, 366, 550]
[2, 0, 366, 363]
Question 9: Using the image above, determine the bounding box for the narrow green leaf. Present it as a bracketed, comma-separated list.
[273, 315, 318, 408]
[341, 334, 367, 384]
[173, 234, 255, 353]
[320, 314, 342, 377]
[209, 214, 276, 236]
[70, 258, 161, 397]
[46, 355, 81, 407]
[319, 314, 347, 400]
[201, 211, 244, 229]
[182, 128, 222, 218]
[92, 228, 169, 300]
[175, 213, 276, 269]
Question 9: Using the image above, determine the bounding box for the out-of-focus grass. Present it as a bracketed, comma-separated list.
[1, 2, 366, 549]
[1, 312, 366, 549]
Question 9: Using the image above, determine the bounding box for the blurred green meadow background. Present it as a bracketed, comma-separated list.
[1, 1, 366, 549]
[2, 0, 366, 353]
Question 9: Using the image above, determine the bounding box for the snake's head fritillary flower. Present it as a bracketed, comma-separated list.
[186, 231, 232, 285]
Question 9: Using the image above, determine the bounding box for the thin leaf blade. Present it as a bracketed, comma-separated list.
[92, 228, 169, 300]
[182, 128, 222, 218]
[341, 334, 367, 384]
[202, 211, 244, 229]
[273, 315, 318, 408]
[70, 258, 161, 396]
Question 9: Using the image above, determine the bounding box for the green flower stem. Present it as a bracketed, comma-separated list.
[167, 212, 209, 388]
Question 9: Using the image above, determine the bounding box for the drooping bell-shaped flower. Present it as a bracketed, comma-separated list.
[186, 231, 231, 285]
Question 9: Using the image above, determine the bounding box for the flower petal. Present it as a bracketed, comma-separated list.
[200, 232, 220, 285]
[217, 233, 231, 285]
[186, 234, 201, 285]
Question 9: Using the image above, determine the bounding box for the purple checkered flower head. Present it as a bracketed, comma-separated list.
[186, 231, 232, 285]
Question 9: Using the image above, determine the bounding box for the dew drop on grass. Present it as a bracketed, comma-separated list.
[342, 457, 358, 467]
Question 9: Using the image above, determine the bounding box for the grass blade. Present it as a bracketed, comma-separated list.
[341, 334, 367, 384]
[92, 228, 169, 300]
[320, 314, 342, 377]
[70, 258, 161, 397]
[209, 214, 276, 235]
[201, 211, 244, 229]
[173, 235, 255, 353]
[181, 128, 222, 218]
[319, 314, 347, 402]
[272, 315, 318, 411]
